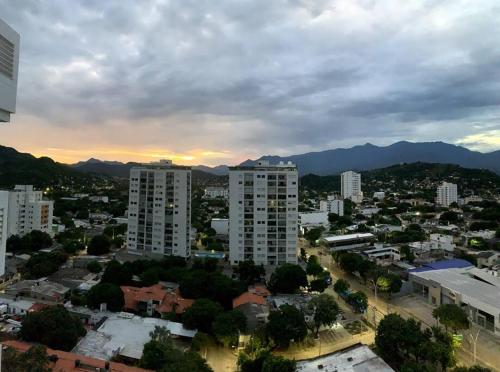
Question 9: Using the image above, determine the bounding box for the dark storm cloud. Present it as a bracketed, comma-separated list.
[1, 0, 500, 156]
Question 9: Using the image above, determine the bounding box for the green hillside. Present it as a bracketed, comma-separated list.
[0, 145, 105, 189]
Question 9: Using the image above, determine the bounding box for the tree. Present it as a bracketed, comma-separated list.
[432, 304, 470, 333]
[236, 260, 265, 285]
[333, 279, 350, 294]
[63, 240, 85, 254]
[86, 260, 102, 273]
[338, 253, 364, 274]
[101, 260, 133, 285]
[140, 326, 213, 372]
[86, 283, 125, 312]
[309, 278, 328, 293]
[375, 314, 412, 365]
[262, 355, 296, 372]
[440, 211, 460, 223]
[304, 227, 324, 246]
[347, 291, 368, 313]
[182, 299, 224, 333]
[23, 251, 68, 279]
[87, 234, 111, 255]
[306, 294, 339, 337]
[267, 264, 308, 294]
[212, 310, 247, 347]
[376, 274, 402, 296]
[400, 245, 415, 263]
[266, 304, 307, 348]
[2, 345, 51, 372]
[20, 305, 86, 351]
[306, 255, 323, 277]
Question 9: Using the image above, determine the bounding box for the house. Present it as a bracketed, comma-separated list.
[5, 279, 69, 303]
[476, 251, 500, 268]
[121, 284, 194, 317]
[72, 313, 197, 361]
[232, 284, 271, 330]
[2, 340, 150, 372]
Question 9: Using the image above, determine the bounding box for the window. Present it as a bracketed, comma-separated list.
[0, 34, 14, 79]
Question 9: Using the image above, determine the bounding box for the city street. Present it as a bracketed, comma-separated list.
[306, 242, 500, 371]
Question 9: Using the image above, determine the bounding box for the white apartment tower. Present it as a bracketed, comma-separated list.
[0, 18, 20, 123]
[341, 171, 363, 203]
[229, 161, 298, 266]
[127, 160, 192, 258]
[0, 191, 8, 276]
[436, 182, 458, 207]
[4, 185, 54, 237]
[319, 196, 344, 216]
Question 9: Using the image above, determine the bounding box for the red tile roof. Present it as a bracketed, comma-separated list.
[233, 292, 266, 308]
[2, 340, 151, 372]
[121, 284, 194, 315]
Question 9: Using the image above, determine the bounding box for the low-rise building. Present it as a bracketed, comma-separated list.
[204, 186, 228, 199]
[211, 218, 229, 236]
[121, 283, 194, 317]
[73, 312, 197, 361]
[321, 233, 375, 251]
[409, 234, 455, 254]
[5, 279, 69, 303]
[296, 343, 394, 372]
[3, 340, 148, 372]
[475, 251, 500, 269]
[373, 191, 386, 201]
[298, 211, 329, 233]
[409, 267, 500, 336]
[362, 245, 400, 265]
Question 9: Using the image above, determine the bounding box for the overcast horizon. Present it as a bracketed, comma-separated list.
[1, 0, 500, 165]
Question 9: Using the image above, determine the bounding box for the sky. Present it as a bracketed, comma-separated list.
[1, 0, 500, 166]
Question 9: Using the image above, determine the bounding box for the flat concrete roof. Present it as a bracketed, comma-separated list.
[296, 344, 394, 372]
[410, 268, 500, 311]
[73, 314, 197, 360]
[322, 233, 375, 243]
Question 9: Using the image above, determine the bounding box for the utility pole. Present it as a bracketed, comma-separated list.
[469, 325, 480, 364]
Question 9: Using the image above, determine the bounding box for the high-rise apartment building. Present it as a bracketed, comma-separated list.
[229, 160, 298, 266]
[1, 185, 54, 237]
[319, 196, 344, 216]
[341, 171, 363, 203]
[0, 191, 8, 276]
[0, 18, 20, 123]
[127, 160, 192, 258]
[436, 182, 458, 207]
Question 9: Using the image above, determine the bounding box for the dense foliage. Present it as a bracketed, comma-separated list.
[20, 306, 86, 351]
[267, 264, 308, 294]
[86, 283, 125, 312]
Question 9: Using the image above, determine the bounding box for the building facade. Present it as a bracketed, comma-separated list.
[0, 191, 8, 276]
[1, 185, 54, 238]
[0, 18, 20, 123]
[319, 196, 344, 216]
[341, 171, 362, 202]
[127, 160, 191, 258]
[436, 182, 458, 207]
[229, 161, 298, 265]
[203, 186, 228, 199]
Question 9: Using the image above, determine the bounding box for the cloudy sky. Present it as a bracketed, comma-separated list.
[1, 0, 500, 165]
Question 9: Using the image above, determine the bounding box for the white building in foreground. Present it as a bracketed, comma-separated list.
[436, 182, 458, 207]
[127, 160, 191, 258]
[296, 343, 394, 372]
[0, 18, 20, 123]
[229, 160, 298, 265]
[410, 268, 500, 336]
[1, 185, 54, 238]
[341, 171, 363, 203]
[0, 192, 8, 276]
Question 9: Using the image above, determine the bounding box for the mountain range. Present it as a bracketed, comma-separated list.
[71, 141, 500, 176]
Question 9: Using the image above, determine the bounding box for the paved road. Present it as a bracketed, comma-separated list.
[308, 244, 500, 371]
